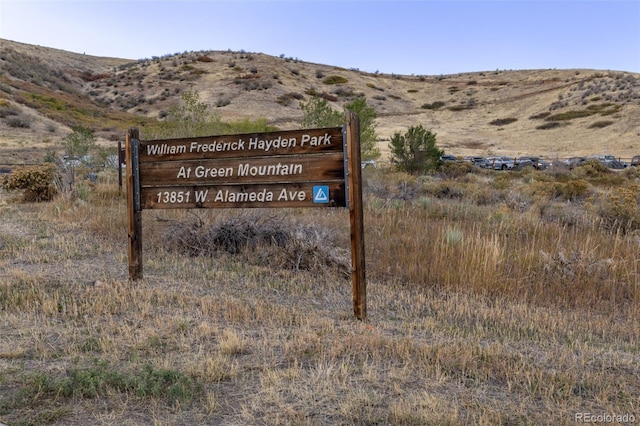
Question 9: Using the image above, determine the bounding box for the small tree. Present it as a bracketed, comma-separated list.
[344, 97, 380, 161]
[299, 96, 343, 129]
[63, 125, 96, 161]
[389, 125, 443, 175]
[170, 90, 216, 136]
[147, 90, 222, 139]
[299, 96, 381, 160]
[62, 125, 96, 188]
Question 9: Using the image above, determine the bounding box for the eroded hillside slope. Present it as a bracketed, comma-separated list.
[1, 38, 639, 164]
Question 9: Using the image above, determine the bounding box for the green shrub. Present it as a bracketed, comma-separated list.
[529, 112, 551, 120]
[448, 105, 468, 112]
[2, 164, 58, 202]
[421, 101, 445, 110]
[439, 160, 473, 178]
[276, 92, 303, 106]
[589, 120, 614, 129]
[545, 110, 594, 121]
[530, 179, 590, 202]
[536, 122, 565, 130]
[322, 75, 348, 85]
[560, 180, 590, 201]
[388, 125, 443, 175]
[489, 117, 517, 126]
[571, 159, 609, 178]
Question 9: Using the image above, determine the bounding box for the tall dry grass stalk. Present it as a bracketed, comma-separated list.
[364, 186, 640, 315]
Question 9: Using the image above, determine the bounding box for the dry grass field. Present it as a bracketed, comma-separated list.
[1, 162, 640, 425]
[1, 39, 640, 425]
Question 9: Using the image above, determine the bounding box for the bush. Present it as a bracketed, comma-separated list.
[448, 105, 468, 112]
[439, 160, 473, 178]
[598, 185, 640, 233]
[421, 101, 445, 110]
[388, 125, 443, 175]
[489, 117, 517, 126]
[0, 103, 20, 118]
[322, 75, 348, 85]
[559, 180, 590, 201]
[529, 112, 551, 120]
[276, 92, 303, 106]
[6, 115, 31, 128]
[536, 122, 565, 130]
[162, 214, 349, 275]
[572, 159, 609, 178]
[2, 164, 58, 202]
[589, 120, 614, 129]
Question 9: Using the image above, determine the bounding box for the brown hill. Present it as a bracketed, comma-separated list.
[1, 38, 639, 165]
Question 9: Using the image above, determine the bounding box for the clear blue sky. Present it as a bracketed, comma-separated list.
[1, 0, 639, 75]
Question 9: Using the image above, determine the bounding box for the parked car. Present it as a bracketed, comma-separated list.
[514, 156, 550, 170]
[513, 157, 536, 170]
[563, 157, 587, 169]
[440, 155, 459, 163]
[62, 155, 93, 169]
[631, 155, 640, 167]
[484, 156, 515, 170]
[585, 155, 626, 169]
[464, 156, 487, 167]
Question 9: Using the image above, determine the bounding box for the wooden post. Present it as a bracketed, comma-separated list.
[345, 111, 367, 321]
[117, 140, 123, 194]
[126, 128, 143, 280]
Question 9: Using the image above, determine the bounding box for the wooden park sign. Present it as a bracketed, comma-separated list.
[126, 111, 367, 320]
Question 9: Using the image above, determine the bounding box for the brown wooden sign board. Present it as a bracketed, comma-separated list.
[126, 118, 366, 320]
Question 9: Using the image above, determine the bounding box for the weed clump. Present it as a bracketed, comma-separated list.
[421, 101, 445, 110]
[1, 164, 58, 202]
[597, 185, 640, 233]
[162, 213, 349, 275]
[439, 161, 473, 179]
[322, 75, 348, 85]
[489, 117, 517, 126]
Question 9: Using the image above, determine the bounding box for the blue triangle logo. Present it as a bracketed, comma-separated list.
[313, 186, 329, 203]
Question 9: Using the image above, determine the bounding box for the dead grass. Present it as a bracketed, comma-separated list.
[1, 166, 639, 425]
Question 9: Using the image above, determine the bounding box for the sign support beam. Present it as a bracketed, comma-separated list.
[346, 111, 367, 321]
[126, 128, 143, 281]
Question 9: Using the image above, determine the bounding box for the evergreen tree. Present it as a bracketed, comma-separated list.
[389, 125, 443, 175]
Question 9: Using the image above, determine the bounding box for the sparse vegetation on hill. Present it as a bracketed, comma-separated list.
[2, 38, 640, 168]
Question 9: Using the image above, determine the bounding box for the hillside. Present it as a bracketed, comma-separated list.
[1, 38, 639, 165]
[2, 38, 640, 425]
